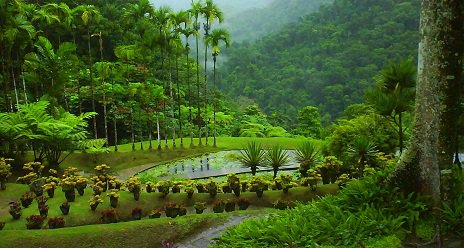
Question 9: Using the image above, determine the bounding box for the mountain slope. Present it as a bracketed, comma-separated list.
[218, 0, 421, 121]
[224, 0, 333, 42]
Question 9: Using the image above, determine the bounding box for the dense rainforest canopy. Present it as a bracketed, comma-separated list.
[218, 0, 421, 123]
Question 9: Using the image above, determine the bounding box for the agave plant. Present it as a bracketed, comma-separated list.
[347, 137, 378, 177]
[266, 145, 290, 178]
[295, 141, 320, 176]
[238, 141, 266, 176]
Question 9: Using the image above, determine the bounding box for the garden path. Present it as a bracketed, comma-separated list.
[176, 214, 263, 248]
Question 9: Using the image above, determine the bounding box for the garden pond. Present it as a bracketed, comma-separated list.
[137, 150, 300, 183]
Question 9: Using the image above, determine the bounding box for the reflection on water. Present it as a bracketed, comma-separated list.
[141, 150, 298, 179]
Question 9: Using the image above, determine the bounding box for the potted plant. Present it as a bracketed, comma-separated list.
[193, 202, 207, 214]
[225, 199, 236, 212]
[273, 199, 295, 210]
[306, 169, 322, 191]
[91, 181, 104, 196]
[26, 215, 45, 230]
[132, 207, 143, 220]
[195, 182, 206, 193]
[227, 174, 241, 196]
[149, 209, 162, 218]
[107, 189, 120, 208]
[89, 195, 103, 211]
[207, 179, 218, 198]
[221, 182, 232, 193]
[237, 198, 250, 210]
[36, 195, 48, 208]
[75, 176, 88, 196]
[240, 181, 248, 192]
[171, 182, 181, 193]
[145, 182, 156, 193]
[39, 205, 49, 217]
[0, 221, 5, 230]
[126, 177, 141, 201]
[212, 200, 225, 213]
[100, 209, 118, 223]
[184, 184, 195, 199]
[178, 205, 187, 216]
[295, 141, 320, 177]
[60, 201, 70, 215]
[336, 174, 350, 189]
[109, 179, 123, 190]
[317, 156, 342, 184]
[0, 158, 12, 191]
[42, 182, 56, 198]
[20, 192, 34, 208]
[157, 181, 171, 197]
[60, 177, 76, 202]
[249, 176, 269, 198]
[8, 201, 22, 220]
[164, 202, 179, 218]
[48, 217, 65, 229]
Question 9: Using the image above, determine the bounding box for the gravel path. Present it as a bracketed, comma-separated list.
[176, 214, 259, 248]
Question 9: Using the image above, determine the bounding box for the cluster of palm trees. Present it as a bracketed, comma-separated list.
[0, 0, 231, 151]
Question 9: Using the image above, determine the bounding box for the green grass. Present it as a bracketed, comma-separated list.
[0, 183, 337, 230]
[0, 212, 231, 248]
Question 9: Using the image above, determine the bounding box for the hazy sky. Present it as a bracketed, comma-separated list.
[151, 0, 269, 16]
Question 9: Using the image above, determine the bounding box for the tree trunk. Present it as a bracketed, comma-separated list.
[169, 56, 176, 148]
[204, 20, 210, 146]
[103, 91, 108, 148]
[156, 110, 161, 150]
[213, 56, 217, 147]
[196, 34, 202, 146]
[393, 0, 464, 209]
[21, 70, 28, 104]
[131, 107, 135, 151]
[88, 28, 97, 139]
[399, 112, 403, 154]
[113, 113, 118, 152]
[175, 51, 183, 147]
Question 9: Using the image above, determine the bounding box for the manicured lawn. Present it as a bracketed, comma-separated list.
[0, 183, 337, 230]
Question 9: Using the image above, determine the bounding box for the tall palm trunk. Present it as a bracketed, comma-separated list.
[186, 47, 194, 147]
[21, 70, 28, 104]
[12, 67, 19, 107]
[160, 35, 168, 149]
[213, 55, 217, 147]
[113, 111, 118, 152]
[131, 106, 135, 151]
[103, 91, 108, 148]
[156, 106, 161, 150]
[203, 20, 210, 145]
[169, 54, 176, 148]
[195, 28, 202, 146]
[175, 50, 183, 147]
[148, 114, 153, 151]
[73, 35, 82, 114]
[88, 28, 97, 139]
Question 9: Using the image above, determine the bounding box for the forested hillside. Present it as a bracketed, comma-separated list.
[219, 0, 421, 122]
[224, 0, 333, 42]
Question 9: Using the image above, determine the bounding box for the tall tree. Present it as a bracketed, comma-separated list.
[393, 0, 464, 220]
[205, 28, 229, 147]
[181, 26, 197, 148]
[200, 0, 223, 146]
[367, 60, 416, 154]
[190, 0, 203, 146]
[73, 5, 101, 139]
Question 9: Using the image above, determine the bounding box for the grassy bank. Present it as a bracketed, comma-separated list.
[0, 212, 231, 248]
[0, 183, 337, 230]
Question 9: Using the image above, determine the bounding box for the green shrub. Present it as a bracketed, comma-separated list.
[365, 235, 402, 248]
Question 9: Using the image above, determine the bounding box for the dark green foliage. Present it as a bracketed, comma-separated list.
[295, 106, 322, 138]
[213, 169, 427, 247]
[219, 0, 420, 120]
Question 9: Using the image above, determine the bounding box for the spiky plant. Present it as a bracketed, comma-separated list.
[347, 137, 378, 177]
[238, 141, 266, 176]
[295, 140, 320, 176]
[266, 145, 290, 178]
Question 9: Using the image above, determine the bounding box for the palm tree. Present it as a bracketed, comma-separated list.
[238, 141, 266, 176]
[181, 26, 197, 148]
[170, 10, 190, 148]
[189, 0, 203, 146]
[266, 145, 290, 178]
[295, 140, 320, 177]
[153, 6, 173, 148]
[200, 0, 223, 146]
[367, 59, 416, 154]
[94, 62, 113, 148]
[73, 5, 101, 139]
[205, 28, 230, 147]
